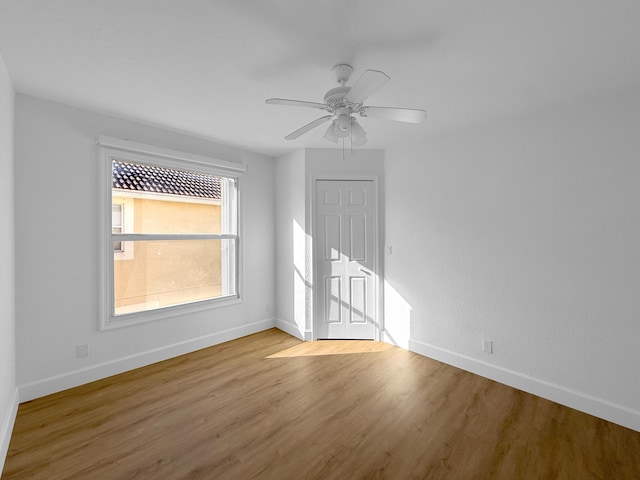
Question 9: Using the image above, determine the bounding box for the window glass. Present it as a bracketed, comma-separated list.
[113, 239, 236, 315]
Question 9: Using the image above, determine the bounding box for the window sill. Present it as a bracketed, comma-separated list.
[100, 295, 242, 331]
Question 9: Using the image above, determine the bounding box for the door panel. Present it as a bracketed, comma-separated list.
[349, 215, 367, 261]
[349, 189, 366, 206]
[325, 276, 342, 324]
[324, 215, 341, 261]
[349, 276, 367, 324]
[316, 180, 376, 339]
[324, 188, 341, 205]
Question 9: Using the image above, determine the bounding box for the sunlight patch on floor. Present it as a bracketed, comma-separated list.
[267, 340, 395, 358]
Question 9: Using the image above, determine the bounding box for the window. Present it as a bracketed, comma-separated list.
[98, 136, 246, 329]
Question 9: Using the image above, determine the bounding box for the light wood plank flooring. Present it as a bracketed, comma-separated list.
[3, 329, 639, 479]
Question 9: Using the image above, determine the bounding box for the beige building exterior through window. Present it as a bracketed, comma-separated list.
[112, 160, 224, 315]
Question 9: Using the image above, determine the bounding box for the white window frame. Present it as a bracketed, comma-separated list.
[112, 198, 134, 260]
[112, 203, 124, 251]
[97, 135, 246, 330]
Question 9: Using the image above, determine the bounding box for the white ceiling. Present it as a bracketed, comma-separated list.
[1, 0, 639, 157]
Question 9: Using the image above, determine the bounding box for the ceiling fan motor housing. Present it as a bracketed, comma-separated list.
[324, 86, 352, 109]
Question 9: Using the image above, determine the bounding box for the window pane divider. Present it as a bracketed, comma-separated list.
[112, 233, 237, 241]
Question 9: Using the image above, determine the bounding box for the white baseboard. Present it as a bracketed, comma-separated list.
[18, 318, 275, 403]
[0, 388, 19, 475]
[408, 338, 640, 433]
[275, 318, 312, 341]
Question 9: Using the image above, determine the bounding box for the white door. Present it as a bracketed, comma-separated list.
[315, 180, 377, 339]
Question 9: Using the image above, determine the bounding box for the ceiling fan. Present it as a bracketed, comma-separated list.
[265, 64, 426, 146]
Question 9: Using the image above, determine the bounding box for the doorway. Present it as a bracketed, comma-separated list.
[314, 179, 379, 339]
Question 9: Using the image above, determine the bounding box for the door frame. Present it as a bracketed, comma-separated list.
[311, 176, 384, 341]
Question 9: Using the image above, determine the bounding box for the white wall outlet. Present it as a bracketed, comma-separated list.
[76, 344, 89, 358]
[482, 340, 493, 354]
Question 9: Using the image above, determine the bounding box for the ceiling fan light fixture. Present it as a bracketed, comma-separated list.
[350, 118, 367, 141]
[352, 135, 368, 147]
[334, 123, 350, 138]
[334, 114, 351, 137]
[324, 123, 339, 143]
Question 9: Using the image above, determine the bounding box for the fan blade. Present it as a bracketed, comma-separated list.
[344, 69, 390, 104]
[323, 122, 339, 143]
[285, 115, 332, 140]
[361, 106, 426, 123]
[266, 98, 328, 110]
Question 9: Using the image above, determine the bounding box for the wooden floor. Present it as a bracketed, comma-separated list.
[3, 329, 640, 479]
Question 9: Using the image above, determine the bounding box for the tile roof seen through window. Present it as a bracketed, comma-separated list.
[112, 160, 221, 199]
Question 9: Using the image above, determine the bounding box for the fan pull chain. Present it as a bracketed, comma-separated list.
[350, 130, 354, 156]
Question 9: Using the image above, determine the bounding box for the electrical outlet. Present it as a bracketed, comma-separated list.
[482, 340, 493, 354]
[76, 344, 89, 358]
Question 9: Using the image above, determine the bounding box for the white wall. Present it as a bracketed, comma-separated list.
[274, 150, 307, 339]
[385, 90, 640, 431]
[14, 95, 275, 400]
[0, 53, 16, 473]
[275, 148, 384, 339]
